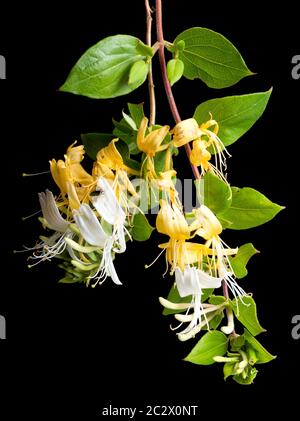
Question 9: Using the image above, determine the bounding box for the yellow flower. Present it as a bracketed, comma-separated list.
[95, 138, 139, 176]
[96, 138, 124, 170]
[191, 205, 223, 240]
[49, 159, 70, 195]
[172, 118, 200, 147]
[65, 142, 94, 186]
[66, 182, 81, 210]
[137, 117, 170, 157]
[156, 200, 190, 240]
[92, 161, 115, 181]
[155, 170, 178, 205]
[50, 143, 95, 209]
[190, 139, 211, 169]
[66, 142, 85, 164]
[172, 116, 230, 179]
[93, 139, 139, 217]
[159, 240, 210, 272]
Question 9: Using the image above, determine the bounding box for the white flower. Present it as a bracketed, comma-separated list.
[172, 266, 223, 341]
[92, 177, 127, 253]
[73, 204, 122, 285]
[175, 266, 222, 297]
[27, 190, 71, 266]
[38, 190, 70, 232]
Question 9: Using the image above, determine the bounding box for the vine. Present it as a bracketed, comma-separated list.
[22, 1, 283, 384]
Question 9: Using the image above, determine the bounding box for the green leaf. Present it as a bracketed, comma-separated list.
[128, 60, 149, 85]
[131, 212, 154, 241]
[122, 111, 137, 130]
[223, 362, 236, 380]
[152, 132, 173, 174]
[230, 334, 245, 351]
[218, 187, 284, 230]
[112, 103, 145, 155]
[231, 296, 265, 336]
[167, 58, 184, 86]
[208, 295, 226, 306]
[154, 149, 168, 174]
[60, 35, 152, 99]
[58, 277, 80, 284]
[229, 243, 258, 279]
[163, 286, 213, 315]
[174, 27, 253, 89]
[184, 331, 228, 365]
[244, 329, 276, 364]
[193, 90, 272, 147]
[207, 312, 224, 330]
[128, 103, 145, 127]
[81, 133, 114, 160]
[217, 217, 233, 230]
[199, 172, 232, 214]
[115, 141, 141, 173]
[112, 121, 139, 155]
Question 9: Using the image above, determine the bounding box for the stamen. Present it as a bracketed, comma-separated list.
[145, 248, 165, 268]
[22, 170, 50, 177]
[22, 209, 41, 221]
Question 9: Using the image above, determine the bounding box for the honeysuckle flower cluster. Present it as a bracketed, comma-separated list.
[21, 1, 282, 384]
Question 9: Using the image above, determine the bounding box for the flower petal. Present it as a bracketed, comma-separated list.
[73, 204, 108, 247]
[93, 177, 125, 226]
[38, 190, 69, 233]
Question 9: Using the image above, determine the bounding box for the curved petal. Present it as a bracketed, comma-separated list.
[74, 204, 108, 247]
[38, 190, 69, 233]
[93, 177, 125, 225]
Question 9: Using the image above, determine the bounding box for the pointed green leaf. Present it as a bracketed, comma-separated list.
[128, 103, 145, 127]
[199, 172, 232, 214]
[58, 277, 81, 284]
[244, 329, 276, 364]
[206, 312, 224, 330]
[184, 331, 228, 365]
[112, 104, 145, 155]
[167, 58, 184, 86]
[60, 35, 151, 99]
[224, 362, 236, 380]
[131, 212, 154, 241]
[175, 27, 253, 89]
[193, 90, 272, 147]
[152, 132, 172, 174]
[81, 133, 114, 160]
[112, 121, 139, 155]
[208, 295, 226, 306]
[122, 111, 137, 130]
[218, 187, 284, 230]
[229, 243, 258, 279]
[231, 296, 265, 336]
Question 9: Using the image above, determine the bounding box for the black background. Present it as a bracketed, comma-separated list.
[1, 0, 299, 418]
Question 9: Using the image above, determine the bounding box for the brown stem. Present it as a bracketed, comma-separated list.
[155, 0, 232, 322]
[155, 0, 201, 180]
[222, 280, 229, 300]
[145, 0, 156, 126]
